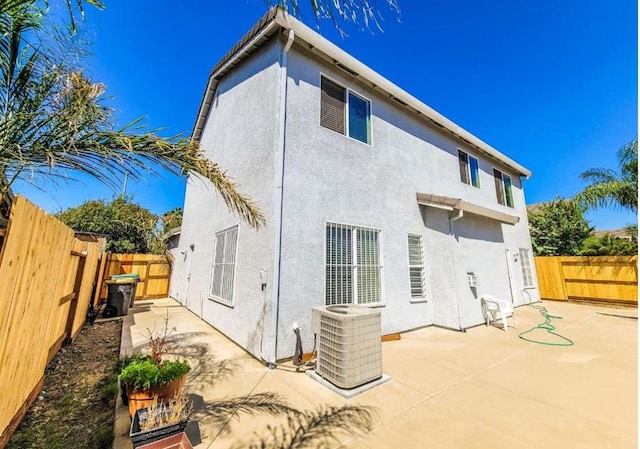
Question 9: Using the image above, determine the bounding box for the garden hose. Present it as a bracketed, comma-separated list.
[518, 304, 574, 346]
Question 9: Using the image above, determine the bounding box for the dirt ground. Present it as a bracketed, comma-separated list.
[8, 319, 122, 449]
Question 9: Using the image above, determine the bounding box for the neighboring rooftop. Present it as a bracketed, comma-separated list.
[594, 228, 635, 241]
[192, 7, 532, 178]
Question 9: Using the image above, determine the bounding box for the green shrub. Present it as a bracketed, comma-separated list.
[119, 359, 190, 391]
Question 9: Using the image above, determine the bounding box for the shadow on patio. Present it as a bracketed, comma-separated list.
[114, 298, 637, 449]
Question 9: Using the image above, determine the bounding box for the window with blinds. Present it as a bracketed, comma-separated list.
[407, 234, 425, 299]
[326, 223, 382, 305]
[458, 150, 480, 188]
[493, 168, 514, 208]
[519, 248, 534, 288]
[210, 225, 238, 305]
[320, 77, 346, 134]
[320, 76, 371, 144]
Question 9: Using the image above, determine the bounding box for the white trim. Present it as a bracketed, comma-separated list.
[208, 224, 239, 307]
[458, 148, 481, 189]
[519, 248, 535, 289]
[493, 167, 515, 209]
[319, 73, 373, 146]
[324, 221, 384, 307]
[407, 233, 427, 303]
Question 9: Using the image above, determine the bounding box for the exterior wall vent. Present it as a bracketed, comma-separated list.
[311, 305, 382, 389]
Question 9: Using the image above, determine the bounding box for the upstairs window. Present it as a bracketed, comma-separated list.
[458, 150, 480, 188]
[210, 225, 238, 305]
[493, 168, 514, 208]
[407, 234, 426, 300]
[320, 76, 371, 144]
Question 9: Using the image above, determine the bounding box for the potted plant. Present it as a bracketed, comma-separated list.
[119, 316, 191, 417]
[120, 357, 190, 417]
[130, 396, 193, 448]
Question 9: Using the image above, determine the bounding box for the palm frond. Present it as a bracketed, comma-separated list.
[0, 6, 265, 228]
[576, 138, 638, 213]
[238, 405, 376, 449]
[575, 180, 637, 213]
[579, 167, 617, 184]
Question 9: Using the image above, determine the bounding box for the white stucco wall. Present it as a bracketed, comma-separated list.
[172, 38, 284, 360]
[273, 43, 538, 358]
[176, 34, 538, 362]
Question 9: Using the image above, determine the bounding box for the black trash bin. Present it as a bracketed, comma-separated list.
[110, 273, 140, 306]
[103, 280, 135, 318]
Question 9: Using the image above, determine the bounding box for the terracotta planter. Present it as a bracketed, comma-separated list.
[137, 432, 193, 449]
[126, 375, 186, 418]
[130, 404, 190, 448]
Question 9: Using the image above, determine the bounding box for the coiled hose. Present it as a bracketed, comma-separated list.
[518, 304, 574, 346]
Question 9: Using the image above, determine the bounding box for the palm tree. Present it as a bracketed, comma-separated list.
[0, 2, 265, 228]
[576, 138, 638, 213]
[578, 234, 637, 256]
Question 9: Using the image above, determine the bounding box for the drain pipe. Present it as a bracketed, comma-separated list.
[448, 209, 465, 332]
[268, 29, 295, 368]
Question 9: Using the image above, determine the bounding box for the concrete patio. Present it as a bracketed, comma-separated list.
[114, 299, 637, 449]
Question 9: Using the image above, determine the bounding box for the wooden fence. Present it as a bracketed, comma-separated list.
[98, 253, 171, 302]
[534, 256, 638, 307]
[0, 196, 103, 447]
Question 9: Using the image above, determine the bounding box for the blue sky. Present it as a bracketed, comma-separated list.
[14, 0, 638, 229]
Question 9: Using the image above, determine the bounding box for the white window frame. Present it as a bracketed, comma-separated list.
[407, 234, 427, 302]
[319, 73, 373, 146]
[458, 149, 481, 188]
[519, 248, 535, 288]
[493, 167, 515, 208]
[209, 225, 239, 307]
[324, 221, 384, 307]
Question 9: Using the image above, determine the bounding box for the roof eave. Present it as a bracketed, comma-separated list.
[192, 8, 532, 178]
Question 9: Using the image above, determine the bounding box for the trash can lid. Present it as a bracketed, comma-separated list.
[105, 279, 136, 285]
[111, 273, 140, 281]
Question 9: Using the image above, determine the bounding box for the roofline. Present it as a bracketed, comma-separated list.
[192, 8, 532, 178]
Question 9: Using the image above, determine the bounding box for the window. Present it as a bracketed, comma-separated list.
[325, 223, 382, 305]
[210, 225, 238, 305]
[458, 150, 480, 188]
[407, 234, 425, 300]
[320, 76, 371, 144]
[519, 248, 534, 288]
[493, 168, 514, 208]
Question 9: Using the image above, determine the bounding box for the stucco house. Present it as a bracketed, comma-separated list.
[171, 8, 540, 364]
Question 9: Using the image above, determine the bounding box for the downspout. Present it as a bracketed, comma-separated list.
[269, 29, 295, 368]
[448, 209, 465, 332]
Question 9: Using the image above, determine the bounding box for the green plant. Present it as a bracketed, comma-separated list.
[528, 198, 593, 256]
[118, 353, 153, 372]
[119, 359, 190, 391]
[576, 137, 638, 213]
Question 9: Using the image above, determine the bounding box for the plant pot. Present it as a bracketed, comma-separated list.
[127, 375, 186, 418]
[130, 404, 189, 448]
[137, 432, 193, 449]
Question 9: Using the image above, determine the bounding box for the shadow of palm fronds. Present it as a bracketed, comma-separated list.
[234, 405, 376, 449]
[155, 332, 240, 385]
[190, 392, 298, 428]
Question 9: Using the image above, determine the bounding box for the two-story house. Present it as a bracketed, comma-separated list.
[170, 8, 540, 364]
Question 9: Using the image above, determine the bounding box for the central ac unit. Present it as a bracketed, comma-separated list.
[311, 305, 382, 389]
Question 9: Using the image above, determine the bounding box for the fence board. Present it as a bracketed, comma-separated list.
[534, 256, 638, 306]
[99, 254, 171, 301]
[0, 196, 103, 447]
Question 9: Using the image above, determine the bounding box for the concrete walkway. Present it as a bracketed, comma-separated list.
[114, 299, 637, 448]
